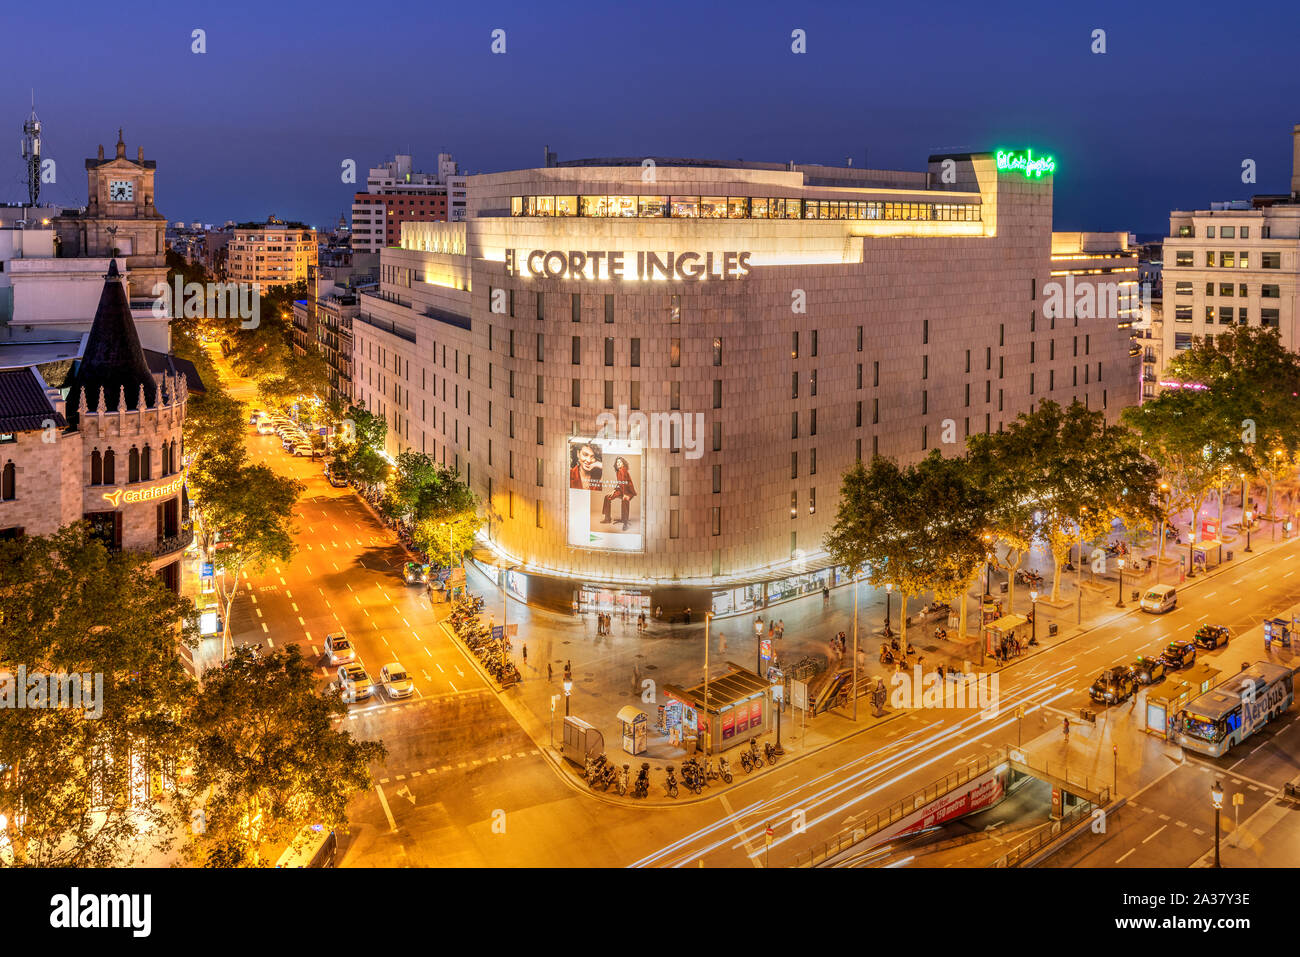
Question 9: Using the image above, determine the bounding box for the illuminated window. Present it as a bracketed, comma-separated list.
[671, 196, 700, 218]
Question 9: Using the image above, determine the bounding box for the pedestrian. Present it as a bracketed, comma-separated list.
[548, 662, 553, 682]
[685, 607, 692, 624]
[823, 585, 830, 602]
[1063, 717, 1070, 739]
[777, 620, 785, 639]
[655, 605, 662, 620]
[719, 631, 728, 653]
[768, 620, 776, 640]
[564, 660, 572, 681]
[522, 643, 528, 666]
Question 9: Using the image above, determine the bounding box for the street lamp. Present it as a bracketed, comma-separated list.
[1188, 529, 1197, 576]
[563, 677, 572, 716]
[1244, 510, 1253, 553]
[704, 612, 712, 760]
[1030, 590, 1038, 646]
[1115, 557, 1126, 608]
[884, 582, 893, 633]
[982, 534, 994, 596]
[1211, 780, 1224, 868]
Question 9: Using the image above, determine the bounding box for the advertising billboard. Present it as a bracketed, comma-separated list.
[566, 436, 644, 552]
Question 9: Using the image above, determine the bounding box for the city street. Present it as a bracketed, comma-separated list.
[203, 347, 1300, 869]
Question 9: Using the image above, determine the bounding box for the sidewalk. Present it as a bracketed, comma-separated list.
[439, 489, 1300, 805]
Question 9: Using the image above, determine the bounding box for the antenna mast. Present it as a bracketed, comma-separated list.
[20, 92, 42, 207]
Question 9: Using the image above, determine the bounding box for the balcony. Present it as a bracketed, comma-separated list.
[152, 523, 194, 558]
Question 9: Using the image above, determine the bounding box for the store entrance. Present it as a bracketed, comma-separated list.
[577, 585, 650, 615]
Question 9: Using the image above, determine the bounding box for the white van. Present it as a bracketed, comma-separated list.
[1140, 584, 1177, 614]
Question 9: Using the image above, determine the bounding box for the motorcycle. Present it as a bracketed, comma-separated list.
[717, 757, 733, 784]
[739, 748, 756, 773]
[616, 764, 630, 797]
[632, 763, 650, 799]
[764, 741, 779, 765]
[880, 646, 895, 666]
[746, 738, 763, 771]
[664, 765, 679, 799]
[599, 759, 618, 791]
[680, 758, 704, 794]
[934, 627, 948, 641]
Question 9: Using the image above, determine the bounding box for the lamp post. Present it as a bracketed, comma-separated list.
[884, 582, 893, 633]
[852, 574, 860, 721]
[704, 611, 712, 760]
[1158, 482, 1170, 577]
[1030, 590, 1038, 647]
[1115, 557, 1126, 608]
[563, 677, 572, 716]
[984, 549, 993, 597]
[1244, 510, 1253, 553]
[1211, 780, 1224, 868]
[1188, 530, 1197, 576]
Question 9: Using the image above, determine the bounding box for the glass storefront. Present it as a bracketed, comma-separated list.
[512, 194, 982, 222]
[577, 584, 650, 614]
[711, 566, 849, 617]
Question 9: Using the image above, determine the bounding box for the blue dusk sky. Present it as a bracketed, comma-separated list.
[2, 0, 1298, 234]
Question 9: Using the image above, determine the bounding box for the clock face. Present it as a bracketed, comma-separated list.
[109, 179, 134, 202]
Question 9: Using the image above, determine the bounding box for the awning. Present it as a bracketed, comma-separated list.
[664, 663, 772, 714]
[988, 614, 1029, 632]
[616, 706, 647, 724]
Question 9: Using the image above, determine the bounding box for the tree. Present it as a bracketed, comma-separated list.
[257, 349, 331, 409]
[993, 401, 1159, 602]
[411, 466, 484, 567]
[0, 524, 198, 866]
[825, 452, 988, 647]
[188, 455, 302, 659]
[1165, 326, 1300, 519]
[179, 645, 385, 867]
[330, 405, 389, 488]
[183, 387, 247, 463]
[1123, 387, 1236, 557]
[967, 427, 1042, 616]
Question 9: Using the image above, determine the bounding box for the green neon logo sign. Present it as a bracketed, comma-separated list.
[996, 149, 1056, 179]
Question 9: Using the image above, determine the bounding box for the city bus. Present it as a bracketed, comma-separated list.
[274, 824, 337, 867]
[1175, 662, 1295, 758]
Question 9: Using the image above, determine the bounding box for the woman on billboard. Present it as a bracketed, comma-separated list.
[601, 456, 638, 530]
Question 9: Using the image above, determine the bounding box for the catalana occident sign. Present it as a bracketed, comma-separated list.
[101, 473, 184, 508]
[995, 149, 1056, 179]
[505, 248, 752, 281]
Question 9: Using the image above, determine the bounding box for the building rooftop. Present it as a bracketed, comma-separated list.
[0, 366, 64, 432]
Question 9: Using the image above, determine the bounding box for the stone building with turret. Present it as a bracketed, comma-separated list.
[0, 261, 190, 591]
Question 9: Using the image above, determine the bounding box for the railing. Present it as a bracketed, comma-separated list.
[991, 792, 1105, 868]
[795, 749, 1005, 867]
[151, 526, 194, 558]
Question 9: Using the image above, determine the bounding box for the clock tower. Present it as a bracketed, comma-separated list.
[54, 130, 170, 347]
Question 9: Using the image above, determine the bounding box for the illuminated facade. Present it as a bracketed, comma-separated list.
[351, 151, 1135, 613]
[227, 217, 318, 286]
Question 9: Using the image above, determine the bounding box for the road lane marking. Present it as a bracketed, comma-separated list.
[375, 785, 398, 833]
[1116, 848, 1136, 863]
[1142, 825, 1166, 843]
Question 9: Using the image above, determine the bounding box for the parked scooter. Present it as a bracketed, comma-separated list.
[664, 765, 679, 798]
[632, 763, 650, 799]
[717, 757, 733, 784]
[616, 764, 630, 797]
[764, 741, 780, 765]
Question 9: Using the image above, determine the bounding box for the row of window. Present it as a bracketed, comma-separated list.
[1175, 281, 1281, 298]
[509, 194, 982, 222]
[1173, 306, 1280, 327]
[1176, 224, 1271, 239]
[1173, 250, 1282, 269]
[88, 440, 180, 486]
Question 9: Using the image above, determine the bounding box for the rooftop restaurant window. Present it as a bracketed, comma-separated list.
[510, 195, 981, 222]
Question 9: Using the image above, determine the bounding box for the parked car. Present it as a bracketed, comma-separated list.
[1127, 655, 1167, 685]
[380, 662, 414, 698]
[1140, 584, 1177, 614]
[1160, 638, 1198, 670]
[256, 420, 276, 435]
[327, 469, 348, 488]
[324, 632, 355, 664]
[1090, 666, 1137, 704]
[337, 663, 374, 702]
[1193, 624, 1230, 649]
[292, 444, 314, 457]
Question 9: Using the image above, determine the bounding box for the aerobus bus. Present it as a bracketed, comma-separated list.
[1175, 661, 1295, 758]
